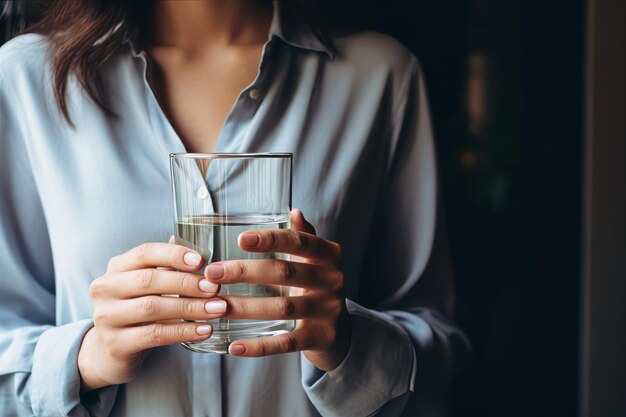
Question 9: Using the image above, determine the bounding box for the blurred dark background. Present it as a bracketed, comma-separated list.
[2, 1, 624, 417]
[332, 1, 585, 416]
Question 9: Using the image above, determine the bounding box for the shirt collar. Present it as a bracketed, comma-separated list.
[124, 1, 334, 60]
[268, 1, 335, 59]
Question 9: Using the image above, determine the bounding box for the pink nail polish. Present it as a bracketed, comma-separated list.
[196, 325, 212, 335]
[184, 252, 202, 266]
[229, 344, 246, 355]
[199, 279, 218, 293]
[206, 264, 225, 280]
[205, 299, 227, 314]
[239, 233, 259, 248]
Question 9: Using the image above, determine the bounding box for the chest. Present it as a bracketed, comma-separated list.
[147, 47, 263, 153]
[24, 45, 394, 298]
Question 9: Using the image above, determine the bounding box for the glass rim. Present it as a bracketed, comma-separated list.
[170, 152, 292, 160]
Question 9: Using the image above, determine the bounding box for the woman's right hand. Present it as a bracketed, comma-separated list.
[77, 242, 226, 391]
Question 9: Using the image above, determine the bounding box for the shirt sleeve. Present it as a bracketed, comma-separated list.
[0, 69, 118, 416]
[301, 58, 471, 417]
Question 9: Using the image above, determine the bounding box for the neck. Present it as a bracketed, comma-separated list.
[146, 0, 272, 50]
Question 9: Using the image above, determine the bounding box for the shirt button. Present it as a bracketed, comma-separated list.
[197, 187, 209, 199]
[249, 88, 261, 100]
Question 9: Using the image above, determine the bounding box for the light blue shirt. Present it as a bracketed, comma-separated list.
[0, 4, 469, 417]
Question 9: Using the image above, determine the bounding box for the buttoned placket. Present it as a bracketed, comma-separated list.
[214, 38, 276, 154]
[133, 36, 278, 417]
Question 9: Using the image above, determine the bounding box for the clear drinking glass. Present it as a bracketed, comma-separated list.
[170, 153, 295, 354]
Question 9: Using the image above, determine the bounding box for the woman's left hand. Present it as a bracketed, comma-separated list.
[203, 209, 351, 371]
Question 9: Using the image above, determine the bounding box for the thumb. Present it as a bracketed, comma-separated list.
[290, 209, 316, 235]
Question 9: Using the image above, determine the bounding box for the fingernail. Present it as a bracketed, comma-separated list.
[199, 279, 219, 293]
[229, 344, 246, 355]
[168, 235, 175, 244]
[206, 263, 224, 280]
[239, 232, 259, 248]
[184, 252, 202, 266]
[196, 325, 212, 335]
[205, 299, 227, 314]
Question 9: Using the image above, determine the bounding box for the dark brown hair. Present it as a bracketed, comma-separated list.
[25, 0, 334, 126]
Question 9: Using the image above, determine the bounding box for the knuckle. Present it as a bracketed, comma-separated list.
[106, 256, 119, 272]
[145, 325, 162, 346]
[331, 270, 345, 292]
[333, 243, 342, 262]
[176, 324, 190, 342]
[277, 297, 295, 318]
[327, 297, 343, 318]
[138, 269, 156, 290]
[255, 341, 267, 357]
[278, 334, 297, 352]
[140, 296, 159, 317]
[266, 230, 278, 248]
[289, 230, 305, 249]
[135, 243, 152, 261]
[183, 299, 201, 317]
[88, 278, 104, 299]
[236, 262, 246, 279]
[92, 308, 108, 326]
[276, 261, 296, 282]
[236, 298, 249, 316]
[179, 273, 198, 294]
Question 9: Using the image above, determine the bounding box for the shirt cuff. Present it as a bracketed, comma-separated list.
[301, 300, 417, 417]
[30, 319, 118, 417]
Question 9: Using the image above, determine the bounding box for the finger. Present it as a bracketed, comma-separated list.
[110, 322, 213, 355]
[107, 242, 205, 273]
[100, 296, 228, 326]
[152, 237, 176, 271]
[238, 230, 341, 265]
[227, 325, 319, 357]
[221, 294, 340, 320]
[90, 269, 220, 299]
[290, 209, 316, 235]
[205, 259, 343, 292]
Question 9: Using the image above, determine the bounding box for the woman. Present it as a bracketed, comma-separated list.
[0, 1, 469, 416]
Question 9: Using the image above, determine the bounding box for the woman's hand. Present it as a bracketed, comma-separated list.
[204, 209, 351, 371]
[78, 243, 224, 391]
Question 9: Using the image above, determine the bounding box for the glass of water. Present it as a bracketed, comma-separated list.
[170, 153, 295, 354]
